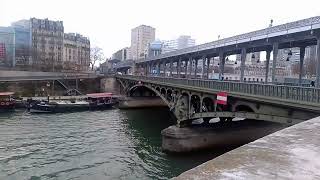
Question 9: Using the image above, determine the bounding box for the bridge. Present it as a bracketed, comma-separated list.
[114, 16, 320, 127]
[116, 16, 320, 86]
[116, 74, 320, 127]
[0, 70, 98, 95]
[0, 70, 97, 82]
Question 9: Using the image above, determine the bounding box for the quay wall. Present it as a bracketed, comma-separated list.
[174, 116, 320, 179]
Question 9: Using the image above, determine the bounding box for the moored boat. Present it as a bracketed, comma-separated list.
[28, 101, 57, 113]
[0, 92, 15, 112]
[28, 99, 89, 113]
[87, 93, 117, 110]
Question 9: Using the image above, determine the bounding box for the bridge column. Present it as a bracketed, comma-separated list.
[265, 50, 271, 83]
[317, 37, 320, 88]
[151, 62, 154, 75]
[202, 56, 206, 79]
[163, 61, 167, 77]
[207, 57, 210, 79]
[299, 46, 306, 86]
[194, 59, 198, 78]
[189, 58, 193, 78]
[177, 59, 181, 78]
[144, 63, 147, 76]
[147, 63, 151, 75]
[169, 60, 173, 77]
[148, 63, 151, 75]
[157, 62, 161, 76]
[219, 52, 226, 80]
[185, 59, 188, 78]
[240, 48, 246, 82]
[272, 43, 279, 83]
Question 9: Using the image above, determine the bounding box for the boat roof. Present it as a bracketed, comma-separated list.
[86, 92, 113, 98]
[0, 92, 14, 96]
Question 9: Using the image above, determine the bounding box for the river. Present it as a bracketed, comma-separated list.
[0, 108, 229, 180]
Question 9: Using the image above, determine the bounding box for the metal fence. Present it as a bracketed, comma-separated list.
[118, 75, 320, 104]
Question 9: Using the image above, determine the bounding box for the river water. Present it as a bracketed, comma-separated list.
[0, 108, 228, 180]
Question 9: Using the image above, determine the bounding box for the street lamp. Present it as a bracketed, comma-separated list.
[287, 49, 293, 61]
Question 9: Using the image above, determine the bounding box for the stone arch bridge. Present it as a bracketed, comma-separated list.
[116, 75, 320, 127]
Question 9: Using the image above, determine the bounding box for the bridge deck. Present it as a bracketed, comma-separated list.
[0, 70, 97, 81]
[174, 116, 320, 179]
[118, 75, 320, 111]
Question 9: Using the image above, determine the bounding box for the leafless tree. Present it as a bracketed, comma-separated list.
[90, 46, 104, 70]
[291, 62, 300, 75]
[15, 45, 31, 66]
[291, 58, 316, 78]
[305, 58, 316, 78]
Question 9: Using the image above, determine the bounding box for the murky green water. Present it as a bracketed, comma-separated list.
[0, 108, 225, 180]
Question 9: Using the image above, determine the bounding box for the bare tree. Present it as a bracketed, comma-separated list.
[90, 47, 104, 70]
[305, 58, 316, 78]
[291, 58, 316, 78]
[291, 62, 300, 75]
[15, 45, 31, 68]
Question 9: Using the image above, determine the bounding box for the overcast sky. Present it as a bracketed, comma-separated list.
[1, 0, 319, 57]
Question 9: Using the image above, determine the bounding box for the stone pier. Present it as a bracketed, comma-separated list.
[118, 97, 167, 109]
[162, 120, 285, 153]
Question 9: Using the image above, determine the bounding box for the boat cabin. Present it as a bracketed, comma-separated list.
[87, 93, 114, 104]
[0, 92, 15, 111]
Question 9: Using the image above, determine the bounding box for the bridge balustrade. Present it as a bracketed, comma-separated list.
[119, 75, 320, 104]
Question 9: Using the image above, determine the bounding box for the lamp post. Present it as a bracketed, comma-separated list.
[46, 81, 50, 98]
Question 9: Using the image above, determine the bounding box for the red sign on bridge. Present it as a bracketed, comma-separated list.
[217, 92, 227, 105]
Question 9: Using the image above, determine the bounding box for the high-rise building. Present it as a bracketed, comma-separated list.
[63, 33, 90, 71]
[11, 20, 32, 67]
[305, 46, 316, 61]
[130, 25, 155, 60]
[0, 27, 15, 67]
[162, 35, 196, 54]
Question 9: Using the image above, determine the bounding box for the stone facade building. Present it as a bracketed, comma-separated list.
[0, 18, 90, 71]
[112, 47, 128, 61]
[30, 18, 64, 71]
[63, 33, 90, 71]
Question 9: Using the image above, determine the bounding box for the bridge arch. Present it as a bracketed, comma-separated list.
[202, 96, 215, 112]
[166, 89, 173, 102]
[233, 101, 257, 113]
[235, 105, 254, 112]
[128, 84, 171, 107]
[160, 88, 166, 97]
[190, 94, 201, 113]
